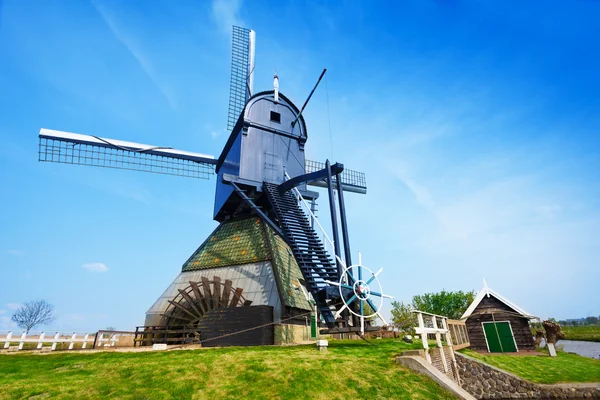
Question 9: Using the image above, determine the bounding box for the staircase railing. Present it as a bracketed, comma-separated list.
[284, 172, 347, 271]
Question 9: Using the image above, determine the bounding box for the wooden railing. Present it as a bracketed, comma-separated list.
[412, 310, 462, 384]
[447, 319, 470, 350]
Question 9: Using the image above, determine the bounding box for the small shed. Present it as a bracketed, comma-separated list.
[461, 282, 537, 353]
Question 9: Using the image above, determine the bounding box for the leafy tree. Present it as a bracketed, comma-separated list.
[411, 290, 475, 320]
[585, 316, 599, 325]
[390, 301, 417, 334]
[558, 320, 567, 326]
[11, 300, 56, 332]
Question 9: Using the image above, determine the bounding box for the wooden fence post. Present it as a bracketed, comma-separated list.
[68, 333, 77, 350]
[4, 331, 12, 349]
[37, 332, 45, 349]
[416, 312, 431, 364]
[442, 318, 461, 384]
[18, 331, 27, 350]
[51, 332, 60, 351]
[432, 316, 448, 373]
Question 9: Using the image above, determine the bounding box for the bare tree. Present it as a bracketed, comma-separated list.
[11, 300, 56, 332]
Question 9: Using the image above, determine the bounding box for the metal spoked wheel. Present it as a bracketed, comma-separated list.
[326, 254, 394, 334]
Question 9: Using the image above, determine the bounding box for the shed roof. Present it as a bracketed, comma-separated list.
[461, 281, 536, 320]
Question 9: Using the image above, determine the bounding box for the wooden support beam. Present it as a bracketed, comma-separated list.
[179, 289, 204, 317]
[221, 279, 233, 307]
[189, 281, 207, 314]
[201, 276, 212, 308]
[213, 276, 222, 308]
[230, 288, 244, 307]
[168, 300, 199, 320]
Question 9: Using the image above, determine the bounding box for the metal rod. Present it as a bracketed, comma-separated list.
[310, 197, 316, 229]
[336, 174, 357, 325]
[291, 68, 327, 127]
[336, 175, 352, 268]
[325, 160, 342, 279]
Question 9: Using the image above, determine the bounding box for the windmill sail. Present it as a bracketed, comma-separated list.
[305, 160, 367, 194]
[227, 26, 255, 131]
[38, 128, 216, 179]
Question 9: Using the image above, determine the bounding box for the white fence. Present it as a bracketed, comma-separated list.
[412, 310, 461, 384]
[0, 330, 130, 351]
[1, 331, 95, 351]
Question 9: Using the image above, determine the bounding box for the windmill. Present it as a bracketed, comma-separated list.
[38, 26, 392, 342]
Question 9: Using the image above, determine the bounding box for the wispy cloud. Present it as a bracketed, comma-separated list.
[212, 0, 243, 33]
[82, 262, 109, 273]
[92, 1, 177, 110]
[7, 249, 23, 256]
[6, 303, 22, 310]
[0, 310, 5, 315]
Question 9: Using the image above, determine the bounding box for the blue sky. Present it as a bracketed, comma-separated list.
[0, 0, 598, 332]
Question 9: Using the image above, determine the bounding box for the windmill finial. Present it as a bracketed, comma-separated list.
[483, 278, 490, 297]
[274, 74, 279, 103]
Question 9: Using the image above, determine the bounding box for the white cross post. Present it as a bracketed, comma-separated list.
[18, 331, 27, 350]
[3, 331, 12, 349]
[51, 332, 60, 351]
[37, 332, 45, 350]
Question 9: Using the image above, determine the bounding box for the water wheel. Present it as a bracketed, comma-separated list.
[161, 276, 251, 329]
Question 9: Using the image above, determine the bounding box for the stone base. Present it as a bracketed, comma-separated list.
[456, 352, 600, 399]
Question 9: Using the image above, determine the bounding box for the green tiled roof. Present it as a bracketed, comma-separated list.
[181, 216, 312, 311]
[182, 217, 271, 271]
[266, 228, 312, 311]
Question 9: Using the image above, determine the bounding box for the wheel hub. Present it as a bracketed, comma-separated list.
[353, 280, 371, 300]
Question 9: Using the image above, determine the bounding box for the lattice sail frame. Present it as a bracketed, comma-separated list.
[227, 26, 255, 131]
[305, 159, 367, 194]
[38, 129, 216, 179]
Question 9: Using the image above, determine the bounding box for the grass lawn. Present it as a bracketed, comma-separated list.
[562, 325, 600, 342]
[0, 339, 457, 400]
[459, 348, 600, 384]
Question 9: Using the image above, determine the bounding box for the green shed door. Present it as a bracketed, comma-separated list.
[483, 322, 517, 353]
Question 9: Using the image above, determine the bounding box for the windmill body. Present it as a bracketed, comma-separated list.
[38, 26, 391, 345]
[213, 90, 310, 221]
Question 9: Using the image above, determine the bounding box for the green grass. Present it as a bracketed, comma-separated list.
[0, 339, 457, 400]
[562, 325, 600, 342]
[459, 348, 600, 384]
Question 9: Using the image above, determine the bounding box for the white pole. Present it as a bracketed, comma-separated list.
[247, 30, 256, 97]
[18, 331, 27, 350]
[37, 332, 45, 349]
[51, 332, 59, 351]
[417, 312, 431, 364]
[69, 332, 77, 350]
[82, 333, 89, 349]
[4, 331, 12, 349]
[432, 317, 449, 373]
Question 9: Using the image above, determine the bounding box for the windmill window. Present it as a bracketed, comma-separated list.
[270, 111, 281, 123]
